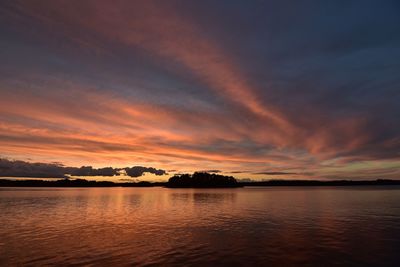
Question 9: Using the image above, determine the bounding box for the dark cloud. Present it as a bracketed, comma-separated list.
[237, 178, 254, 183]
[124, 166, 166, 178]
[253, 171, 316, 177]
[0, 158, 65, 178]
[0, 158, 166, 178]
[199, 169, 221, 173]
[254, 171, 298, 176]
[66, 166, 117, 176]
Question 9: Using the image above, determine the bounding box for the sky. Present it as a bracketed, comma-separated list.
[0, 0, 399, 181]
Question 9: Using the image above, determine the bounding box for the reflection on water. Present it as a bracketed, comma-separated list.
[1, 187, 400, 266]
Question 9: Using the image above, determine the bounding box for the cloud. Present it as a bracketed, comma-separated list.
[0, 158, 166, 178]
[0, 1, 398, 180]
[0, 158, 66, 178]
[199, 169, 221, 173]
[124, 166, 166, 177]
[66, 166, 117, 176]
[237, 178, 254, 183]
[253, 171, 298, 175]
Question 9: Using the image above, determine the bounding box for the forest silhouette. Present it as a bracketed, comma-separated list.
[1, 172, 400, 188]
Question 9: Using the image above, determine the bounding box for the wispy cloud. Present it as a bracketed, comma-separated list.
[0, 1, 399, 180]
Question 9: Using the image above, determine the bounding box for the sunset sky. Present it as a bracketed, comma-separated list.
[0, 0, 399, 181]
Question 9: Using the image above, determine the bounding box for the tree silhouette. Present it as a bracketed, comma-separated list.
[166, 172, 241, 188]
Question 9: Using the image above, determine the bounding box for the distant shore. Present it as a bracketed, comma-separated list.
[1, 178, 400, 188]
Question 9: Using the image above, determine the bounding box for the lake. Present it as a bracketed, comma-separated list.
[1, 186, 400, 266]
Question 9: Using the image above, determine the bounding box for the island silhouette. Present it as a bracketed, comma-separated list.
[166, 172, 242, 188]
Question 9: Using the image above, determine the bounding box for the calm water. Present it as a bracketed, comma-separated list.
[1, 186, 400, 266]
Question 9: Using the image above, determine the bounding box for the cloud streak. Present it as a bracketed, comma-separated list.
[0, 1, 399, 180]
[253, 172, 298, 176]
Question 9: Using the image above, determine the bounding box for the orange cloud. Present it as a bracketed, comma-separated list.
[1, 1, 398, 180]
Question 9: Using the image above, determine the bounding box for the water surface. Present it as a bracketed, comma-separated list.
[1, 186, 400, 266]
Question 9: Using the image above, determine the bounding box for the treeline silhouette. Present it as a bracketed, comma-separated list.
[0, 176, 399, 188]
[166, 172, 241, 188]
[239, 179, 400, 186]
[0, 178, 163, 187]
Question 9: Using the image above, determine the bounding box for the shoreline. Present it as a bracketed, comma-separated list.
[1, 179, 400, 188]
